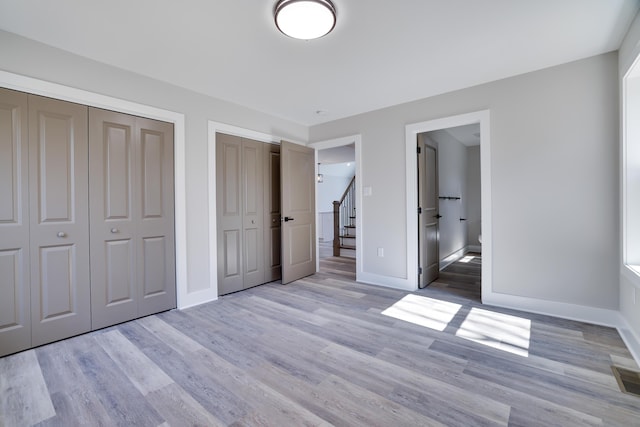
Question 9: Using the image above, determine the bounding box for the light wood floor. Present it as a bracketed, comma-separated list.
[2, 254, 639, 426]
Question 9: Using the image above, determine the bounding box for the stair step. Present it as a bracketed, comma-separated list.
[340, 234, 356, 238]
[340, 244, 356, 250]
[344, 225, 356, 229]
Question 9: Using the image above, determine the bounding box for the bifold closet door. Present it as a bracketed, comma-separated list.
[216, 133, 266, 295]
[135, 116, 176, 318]
[28, 95, 91, 347]
[89, 109, 137, 329]
[241, 138, 264, 289]
[217, 133, 243, 295]
[0, 88, 31, 356]
[89, 108, 175, 330]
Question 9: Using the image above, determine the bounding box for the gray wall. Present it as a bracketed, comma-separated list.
[428, 130, 468, 260]
[0, 30, 308, 297]
[466, 146, 482, 249]
[310, 52, 619, 310]
[619, 12, 640, 348]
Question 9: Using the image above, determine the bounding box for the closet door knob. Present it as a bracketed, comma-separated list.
[110, 228, 119, 234]
[57, 232, 66, 238]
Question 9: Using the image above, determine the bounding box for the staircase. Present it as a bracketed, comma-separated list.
[333, 176, 356, 258]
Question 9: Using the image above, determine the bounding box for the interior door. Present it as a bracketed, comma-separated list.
[216, 133, 244, 295]
[89, 109, 175, 328]
[89, 108, 138, 329]
[135, 116, 176, 317]
[418, 134, 439, 287]
[281, 140, 316, 284]
[28, 95, 91, 346]
[0, 88, 31, 356]
[240, 138, 264, 289]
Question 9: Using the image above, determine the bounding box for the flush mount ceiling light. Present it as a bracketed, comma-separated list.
[274, 0, 337, 40]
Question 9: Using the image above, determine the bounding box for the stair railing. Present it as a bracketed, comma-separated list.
[333, 176, 356, 256]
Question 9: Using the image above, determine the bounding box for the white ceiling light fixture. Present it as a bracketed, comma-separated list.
[274, 0, 337, 40]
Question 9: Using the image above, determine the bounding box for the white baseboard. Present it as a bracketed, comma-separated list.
[483, 291, 640, 366]
[618, 318, 640, 367]
[439, 247, 467, 270]
[467, 245, 482, 253]
[483, 291, 621, 327]
[357, 271, 416, 292]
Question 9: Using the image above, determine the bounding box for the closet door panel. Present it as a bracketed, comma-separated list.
[241, 139, 264, 289]
[89, 108, 137, 329]
[217, 133, 243, 295]
[0, 87, 30, 356]
[136, 117, 175, 317]
[29, 95, 90, 346]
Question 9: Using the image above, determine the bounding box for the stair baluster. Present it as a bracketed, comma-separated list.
[333, 176, 356, 257]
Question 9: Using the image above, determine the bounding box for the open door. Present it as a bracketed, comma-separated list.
[281, 140, 316, 284]
[418, 134, 440, 288]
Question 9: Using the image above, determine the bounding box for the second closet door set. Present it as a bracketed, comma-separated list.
[0, 88, 176, 357]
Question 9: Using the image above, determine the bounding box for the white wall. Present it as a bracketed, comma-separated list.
[0, 30, 308, 306]
[317, 172, 352, 242]
[317, 171, 354, 213]
[310, 52, 619, 311]
[428, 130, 468, 261]
[619, 11, 640, 360]
[466, 146, 482, 250]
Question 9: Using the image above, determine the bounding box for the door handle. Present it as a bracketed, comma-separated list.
[283, 216, 295, 222]
[434, 214, 442, 219]
[110, 228, 120, 233]
[57, 231, 67, 238]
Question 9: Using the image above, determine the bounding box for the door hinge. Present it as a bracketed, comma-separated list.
[418, 207, 422, 214]
[418, 267, 423, 275]
[417, 146, 421, 154]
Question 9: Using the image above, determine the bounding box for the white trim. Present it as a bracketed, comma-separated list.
[309, 135, 362, 281]
[467, 245, 482, 253]
[439, 247, 467, 271]
[484, 291, 640, 366]
[0, 70, 190, 310]
[621, 54, 640, 292]
[357, 272, 416, 291]
[406, 110, 491, 294]
[618, 318, 640, 367]
[207, 121, 306, 299]
[620, 50, 640, 367]
[483, 292, 622, 328]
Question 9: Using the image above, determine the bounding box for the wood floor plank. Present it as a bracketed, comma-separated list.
[2, 253, 639, 426]
[34, 389, 114, 427]
[95, 330, 174, 396]
[145, 383, 226, 427]
[73, 340, 165, 426]
[0, 350, 55, 426]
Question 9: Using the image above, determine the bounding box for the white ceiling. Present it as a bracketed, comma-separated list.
[444, 124, 481, 147]
[0, 0, 637, 126]
[318, 143, 355, 164]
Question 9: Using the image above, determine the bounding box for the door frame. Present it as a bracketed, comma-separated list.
[308, 135, 362, 280]
[208, 122, 307, 296]
[0, 70, 191, 307]
[405, 110, 492, 301]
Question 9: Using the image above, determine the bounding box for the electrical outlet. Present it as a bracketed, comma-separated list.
[377, 247, 384, 257]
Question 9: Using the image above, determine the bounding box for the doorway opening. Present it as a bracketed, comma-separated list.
[405, 110, 491, 300]
[417, 125, 482, 300]
[309, 135, 362, 281]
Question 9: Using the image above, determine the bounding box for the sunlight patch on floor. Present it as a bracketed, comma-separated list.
[455, 307, 531, 357]
[382, 294, 462, 331]
[459, 255, 476, 263]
